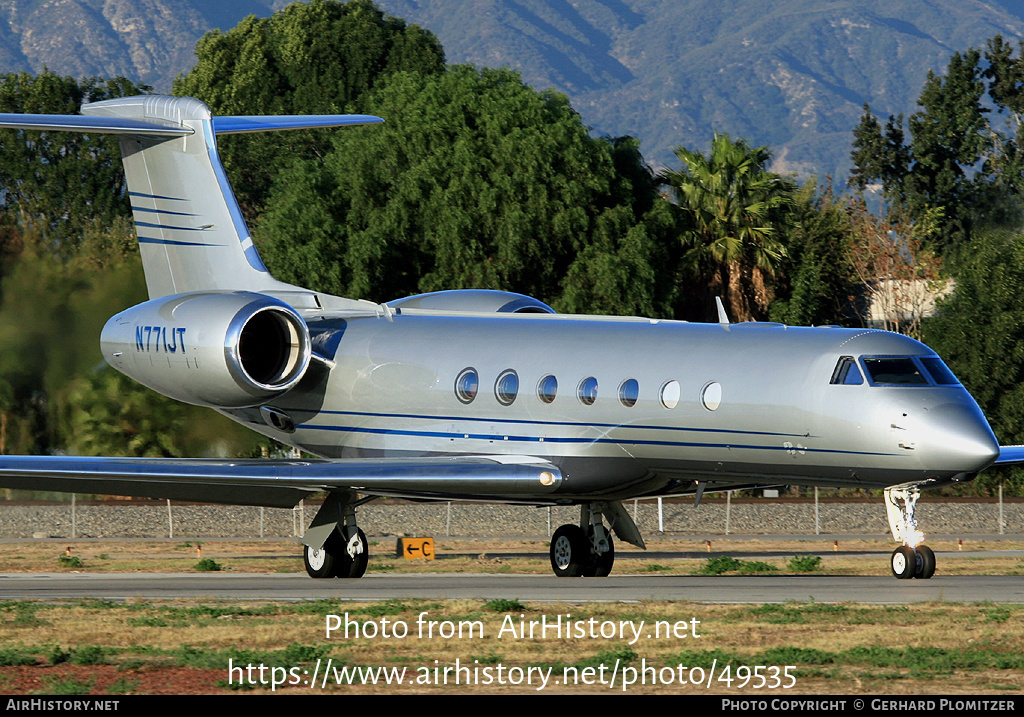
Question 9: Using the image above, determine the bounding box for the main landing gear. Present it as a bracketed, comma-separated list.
[304, 526, 368, 579]
[549, 502, 644, 577]
[884, 483, 936, 579]
[550, 523, 614, 577]
[302, 491, 371, 579]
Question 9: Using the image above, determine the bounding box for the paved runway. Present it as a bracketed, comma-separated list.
[2, 571, 1023, 603]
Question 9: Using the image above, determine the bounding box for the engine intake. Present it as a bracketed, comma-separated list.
[229, 302, 309, 392]
[101, 292, 312, 408]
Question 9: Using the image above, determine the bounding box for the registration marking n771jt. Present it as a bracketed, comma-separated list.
[135, 325, 187, 353]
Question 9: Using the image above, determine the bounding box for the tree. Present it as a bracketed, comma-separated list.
[660, 133, 795, 321]
[846, 201, 945, 340]
[173, 0, 446, 216]
[922, 230, 1024, 495]
[768, 179, 858, 328]
[849, 41, 1024, 248]
[980, 35, 1024, 216]
[0, 218, 264, 461]
[0, 71, 148, 255]
[255, 65, 665, 308]
[556, 200, 678, 319]
[0, 219, 144, 454]
[177, 0, 679, 317]
[849, 108, 909, 202]
[62, 370, 187, 458]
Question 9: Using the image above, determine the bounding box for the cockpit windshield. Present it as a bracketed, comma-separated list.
[832, 355, 962, 387]
[919, 357, 960, 385]
[830, 356, 863, 385]
[862, 357, 928, 385]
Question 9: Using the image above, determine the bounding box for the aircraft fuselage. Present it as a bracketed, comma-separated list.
[223, 310, 1000, 503]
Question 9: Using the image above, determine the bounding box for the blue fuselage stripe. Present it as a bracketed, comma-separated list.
[293, 422, 893, 458]
[306, 408, 814, 438]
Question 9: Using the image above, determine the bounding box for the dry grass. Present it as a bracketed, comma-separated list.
[0, 537, 1022, 693]
[1, 598, 1022, 694]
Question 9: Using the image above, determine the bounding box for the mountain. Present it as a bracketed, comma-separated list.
[1, 0, 1023, 179]
[374, 0, 1024, 177]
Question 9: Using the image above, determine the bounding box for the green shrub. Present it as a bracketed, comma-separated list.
[788, 555, 823, 573]
[699, 556, 742, 575]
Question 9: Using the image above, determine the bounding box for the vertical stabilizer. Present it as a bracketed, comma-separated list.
[0, 95, 381, 302]
[82, 96, 289, 299]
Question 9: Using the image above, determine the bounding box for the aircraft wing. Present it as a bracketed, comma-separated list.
[993, 445, 1024, 466]
[0, 454, 562, 508]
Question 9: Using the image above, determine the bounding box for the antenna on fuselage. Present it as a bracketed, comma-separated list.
[693, 480, 707, 507]
[715, 297, 731, 324]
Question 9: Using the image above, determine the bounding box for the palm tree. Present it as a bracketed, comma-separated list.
[661, 133, 795, 321]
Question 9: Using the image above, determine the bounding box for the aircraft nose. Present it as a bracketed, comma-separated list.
[921, 402, 999, 472]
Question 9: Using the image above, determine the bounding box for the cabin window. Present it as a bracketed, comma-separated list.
[920, 357, 960, 385]
[862, 357, 928, 385]
[537, 374, 558, 403]
[578, 376, 599, 405]
[660, 380, 680, 409]
[830, 356, 863, 385]
[495, 369, 519, 406]
[701, 381, 722, 410]
[619, 378, 639, 407]
[455, 368, 479, 404]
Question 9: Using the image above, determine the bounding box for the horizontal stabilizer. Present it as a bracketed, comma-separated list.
[0, 110, 382, 137]
[213, 114, 383, 134]
[0, 454, 563, 508]
[994, 445, 1024, 465]
[0, 113, 190, 137]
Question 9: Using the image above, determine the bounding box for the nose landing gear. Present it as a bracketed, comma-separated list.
[890, 543, 935, 579]
[885, 483, 937, 579]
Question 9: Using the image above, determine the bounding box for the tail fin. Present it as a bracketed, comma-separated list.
[0, 95, 382, 300]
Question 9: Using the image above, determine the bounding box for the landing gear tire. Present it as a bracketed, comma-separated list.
[914, 544, 936, 580]
[583, 528, 614, 577]
[891, 545, 916, 579]
[336, 528, 369, 579]
[304, 540, 339, 579]
[303, 528, 368, 579]
[550, 524, 589, 577]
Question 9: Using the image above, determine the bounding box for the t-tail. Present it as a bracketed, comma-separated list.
[0, 95, 382, 299]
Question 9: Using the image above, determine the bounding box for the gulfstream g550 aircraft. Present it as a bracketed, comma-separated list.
[0, 95, 1016, 581]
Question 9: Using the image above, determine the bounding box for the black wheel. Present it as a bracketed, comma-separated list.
[304, 539, 339, 579]
[583, 528, 614, 577]
[914, 544, 936, 579]
[336, 527, 369, 579]
[891, 545, 916, 579]
[550, 524, 588, 577]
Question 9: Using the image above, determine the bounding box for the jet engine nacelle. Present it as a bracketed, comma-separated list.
[100, 292, 312, 408]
